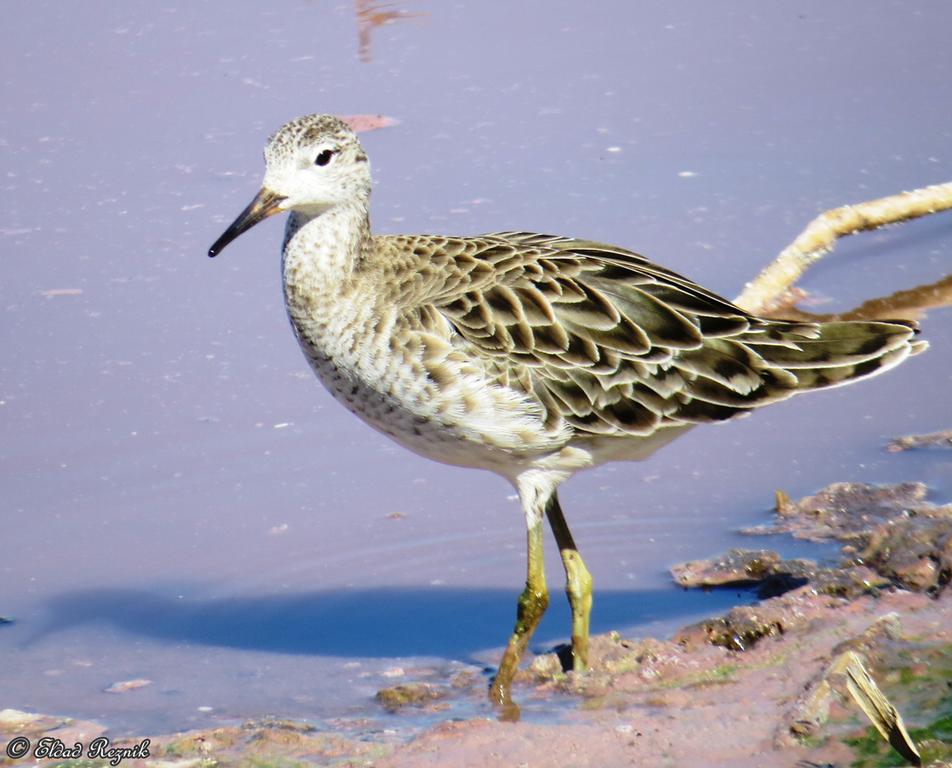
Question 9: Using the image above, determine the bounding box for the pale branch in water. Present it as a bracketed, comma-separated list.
[734, 181, 952, 314]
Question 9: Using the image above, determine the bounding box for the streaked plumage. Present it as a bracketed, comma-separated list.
[209, 114, 927, 712]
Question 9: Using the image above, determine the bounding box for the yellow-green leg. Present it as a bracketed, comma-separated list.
[545, 492, 592, 672]
[489, 516, 548, 714]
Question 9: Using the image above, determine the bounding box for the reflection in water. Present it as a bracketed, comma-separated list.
[762, 272, 952, 323]
[355, 0, 424, 63]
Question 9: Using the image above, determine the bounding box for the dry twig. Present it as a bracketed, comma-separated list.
[832, 651, 921, 767]
[734, 181, 952, 314]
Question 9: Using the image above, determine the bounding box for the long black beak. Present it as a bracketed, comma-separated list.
[208, 188, 287, 257]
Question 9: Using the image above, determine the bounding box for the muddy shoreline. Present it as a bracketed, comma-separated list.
[3, 479, 951, 767]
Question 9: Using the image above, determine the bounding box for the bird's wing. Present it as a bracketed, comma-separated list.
[381, 232, 919, 438]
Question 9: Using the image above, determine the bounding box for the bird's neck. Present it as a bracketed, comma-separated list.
[282, 201, 372, 288]
[281, 201, 379, 370]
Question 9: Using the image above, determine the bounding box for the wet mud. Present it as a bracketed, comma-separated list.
[3, 482, 950, 767]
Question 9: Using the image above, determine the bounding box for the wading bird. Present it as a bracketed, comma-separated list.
[209, 114, 926, 710]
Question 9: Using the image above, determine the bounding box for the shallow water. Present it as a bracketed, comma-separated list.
[2, 1, 951, 735]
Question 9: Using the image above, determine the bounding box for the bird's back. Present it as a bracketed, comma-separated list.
[364, 231, 926, 449]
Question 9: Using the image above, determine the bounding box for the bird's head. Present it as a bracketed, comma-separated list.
[209, 114, 371, 257]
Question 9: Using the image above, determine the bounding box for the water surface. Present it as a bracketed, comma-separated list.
[2, 0, 951, 735]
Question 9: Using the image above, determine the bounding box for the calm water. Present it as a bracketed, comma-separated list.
[2, 1, 951, 735]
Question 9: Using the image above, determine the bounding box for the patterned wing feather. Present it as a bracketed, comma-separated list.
[387, 232, 924, 440]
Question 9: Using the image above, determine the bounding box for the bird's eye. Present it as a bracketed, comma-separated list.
[314, 149, 335, 167]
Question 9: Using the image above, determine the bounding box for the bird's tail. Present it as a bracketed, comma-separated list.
[746, 318, 928, 393]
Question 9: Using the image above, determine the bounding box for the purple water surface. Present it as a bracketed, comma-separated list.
[2, 1, 951, 735]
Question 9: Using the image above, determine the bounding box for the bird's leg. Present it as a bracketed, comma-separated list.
[489, 492, 549, 713]
[545, 492, 592, 672]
